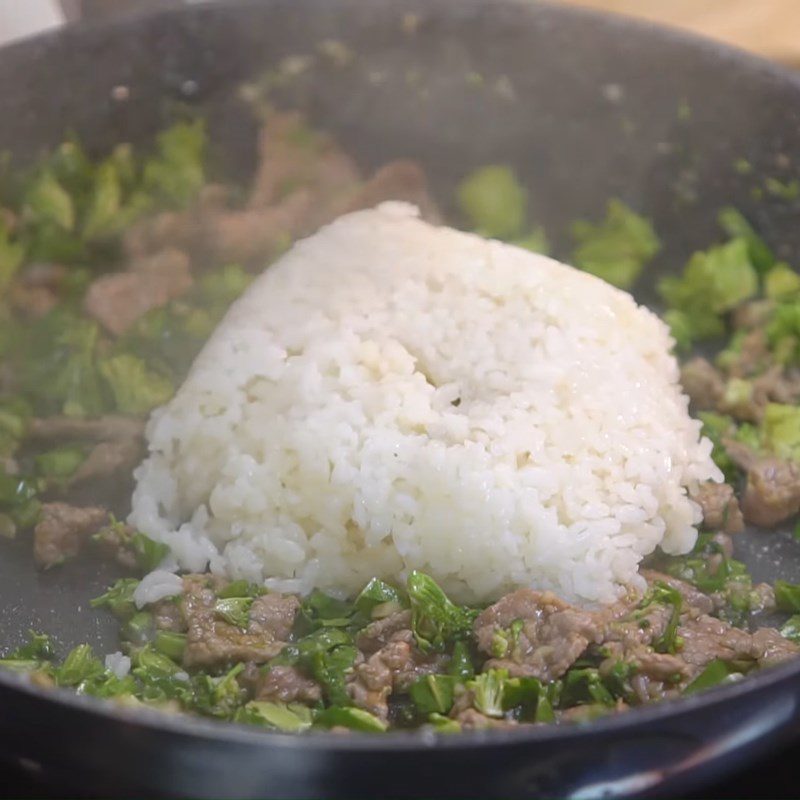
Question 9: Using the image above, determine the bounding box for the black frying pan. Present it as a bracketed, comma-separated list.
[2, 1, 800, 797]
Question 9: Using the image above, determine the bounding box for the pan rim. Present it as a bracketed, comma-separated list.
[1, 0, 800, 756]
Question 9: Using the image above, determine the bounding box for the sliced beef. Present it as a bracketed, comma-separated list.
[153, 599, 185, 633]
[474, 589, 602, 680]
[9, 263, 67, 319]
[84, 247, 192, 336]
[348, 627, 445, 720]
[33, 502, 108, 569]
[355, 610, 412, 654]
[741, 457, 800, 527]
[181, 577, 298, 669]
[27, 415, 145, 442]
[640, 569, 714, 616]
[750, 627, 800, 667]
[69, 437, 144, 486]
[345, 160, 442, 223]
[248, 111, 361, 211]
[248, 593, 301, 641]
[92, 521, 138, 571]
[732, 300, 775, 332]
[252, 664, 322, 704]
[680, 357, 725, 410]
[691, 482, 745, 534]
[678, 614, 756, 672]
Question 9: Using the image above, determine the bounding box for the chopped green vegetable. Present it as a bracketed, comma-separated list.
[154, 631, 187, 662]
[130, 532, 170, 572]
[122, 610, 155, 646]
[561, 668, 615, 707]
[132, 644, 182, 678]
[717, 207, 775, 274]
[570, 199, 660, 288]
[406, 571, 478, 653]
[99, 354, 174, 415]
[214, 597, 254, 629]
[300, 589, 354, 630]
[308, 644, 357, 707]
[427, 713, 462, 733]
[90, 578, 140, 619]
[55, 644, 105, 687]
[34, 445, 85, 482]
[660, 238, 758, 341]
[765, 264, 800, 301]
[3, 631, 55, 662]
[780, 615, 800, 643]
[640, 582, 682, 654]
[353, 577, 406, 620]
[237, 701, 314, 732]
[410, 674, 456, 715]
[217, 580, 265, 599]
[683, 659, 740, 694]
[0, 219, 24, 291]
[762, 403, 800, 462]
[448, 640, 475, 681]
[468, 669, 507, 718]
[456, 165, 527, 239]
[774, 580, 800, 612]
[315, 706, 387, 732]
[141, 120, 206, 208]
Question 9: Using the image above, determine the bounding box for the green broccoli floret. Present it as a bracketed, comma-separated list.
[764, 264, 800, 301]
[570, 199, 660, 289]
[762, 403, 800, 462]
[717, 207, 775, 274]
[659, 238, 758, 341]
[99, 354, 174, 415]
[456, 165, 527, 239]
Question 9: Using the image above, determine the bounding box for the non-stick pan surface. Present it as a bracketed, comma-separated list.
[2, 1, 800, 797]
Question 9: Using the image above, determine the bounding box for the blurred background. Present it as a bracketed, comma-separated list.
[1, 0, 800, 68]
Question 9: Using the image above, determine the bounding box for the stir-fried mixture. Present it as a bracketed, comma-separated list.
[2, 110, 800, 734]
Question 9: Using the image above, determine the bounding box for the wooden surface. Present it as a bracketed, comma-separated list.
[562, 0, 800, 67]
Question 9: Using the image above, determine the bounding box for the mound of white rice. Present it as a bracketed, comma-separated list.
[129, 202, 720, 605]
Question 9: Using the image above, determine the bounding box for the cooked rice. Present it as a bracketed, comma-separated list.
[129, 202, 720, 605]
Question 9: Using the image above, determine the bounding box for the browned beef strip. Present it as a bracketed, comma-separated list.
[84, 248, 192, 336]
[750, 628, 800, 667]
[732, 300, 775, 332]
[355, 610, 413, 654]
[181, 577, 298, 669]
[33, 502, 108, 569]
[27, 415, 145, 442]
[9, 263, 68, 319]
[92, 521, 138, 571]
[678, 614, 761, 672]
[640, 569, 715, 616]
[741, 457, 800, 527]
[474, 589, 603, 680]
[728, 328, 771, 378]
[344, 160, 443, 223]
[348, 627, 445, 720]
[153, 599, 185, 632]
[69, 437, 144, 486]
[680, 357, 725, 410]
[248, 111, 361, 211]
[252, 664, 322, 704]
[248, 593, 301, 641]
[691, 482, 745, 534]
